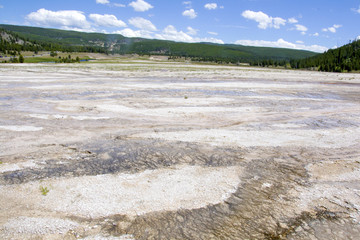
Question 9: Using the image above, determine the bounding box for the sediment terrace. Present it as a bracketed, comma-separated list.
[0, 62, 360, 239]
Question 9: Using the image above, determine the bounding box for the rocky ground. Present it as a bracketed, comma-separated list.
[0, 61, 359, 239]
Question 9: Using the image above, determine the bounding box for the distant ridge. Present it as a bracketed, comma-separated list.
[0, 24, 318, 65]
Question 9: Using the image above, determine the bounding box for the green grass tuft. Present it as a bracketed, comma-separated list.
[40, 186, 50, 196]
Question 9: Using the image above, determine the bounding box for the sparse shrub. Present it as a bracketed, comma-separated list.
[50, 51, 58, 57]
[9, 57, 19, 63]
[19, 55, 24, 63]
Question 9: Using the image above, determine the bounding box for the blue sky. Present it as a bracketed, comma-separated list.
[0, 0, 360, 52]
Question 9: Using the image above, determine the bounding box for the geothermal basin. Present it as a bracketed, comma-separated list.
[0, 61, 360, 239]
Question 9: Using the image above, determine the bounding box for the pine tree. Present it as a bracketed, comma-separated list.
[19, 54, 24, 63]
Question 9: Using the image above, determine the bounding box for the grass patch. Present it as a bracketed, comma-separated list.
[24, 56, 91, 63]
[25, 57, 57, 63]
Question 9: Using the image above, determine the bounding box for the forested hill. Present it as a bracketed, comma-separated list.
[290, 39, 360, 72]
[0, 24, 318, 65]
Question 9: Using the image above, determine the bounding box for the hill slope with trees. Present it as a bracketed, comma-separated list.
[0, 24, 318, 65]
[290, 39, 360, 72]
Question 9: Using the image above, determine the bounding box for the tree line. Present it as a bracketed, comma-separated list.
[290, 39, 360, 72]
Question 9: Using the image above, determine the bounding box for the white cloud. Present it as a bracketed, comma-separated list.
[351, 6, 360, 14]
[155, 25, 193, 42]
[272, 17, 286, 29]
[129, 17, 157, 31]
[113, 24, 224, 44]
[129, 0, 153, 12]
[114, 3, 126, 7]
[0, 5, 3, 9]
[207, 31, 218, 35]
[198, 37, 224, 44]
[186, 26, 197, 35]
[114, 28, 153, 38]
[234, 38, 328, 53]
[26, 8, 91, 30]
[89, 14, 126, 28]
[154, 25, 224, 44]
[204, 3, 217, 10]
[242, 10, 286, 29]
[295, 24, 308, 32]
[296, 40, 304, 44]
[182, 9, 197, 19]
[313, 32, 319, 37]
[322, 24, 341, 33]
[96, 0, 109, 4]
[357, 36, 360, 41]
[288, 18, 298, 24]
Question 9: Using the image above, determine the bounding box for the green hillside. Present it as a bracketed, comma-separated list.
[290, 39, 360, 72]
[0, 24, 318, 65]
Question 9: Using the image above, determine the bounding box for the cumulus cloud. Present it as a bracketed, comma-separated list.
[288, 18, 298, 24]
[313, 32, 319, 37]
[198, 37, 224, 44]
[186, 26, 198, 35]
[234, 38, 328, 53]
[114, 28, 153, 38]
[182, 9, 197, 19]
[96, 0, 109, 4]
[204, 3, 217, 10]
[295, 24, 308, 35]
[114, 24, 223, 44]
[155, 25, 223, 44]
[89, 14, 126, 28]
[26, 8, 91, 30]
[129, 0, 153, 12]
[242, 10, 286, 29]
[129, 17, 157, 31]
[322, 24, 342, 33]
[155, 25, 193, 42]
